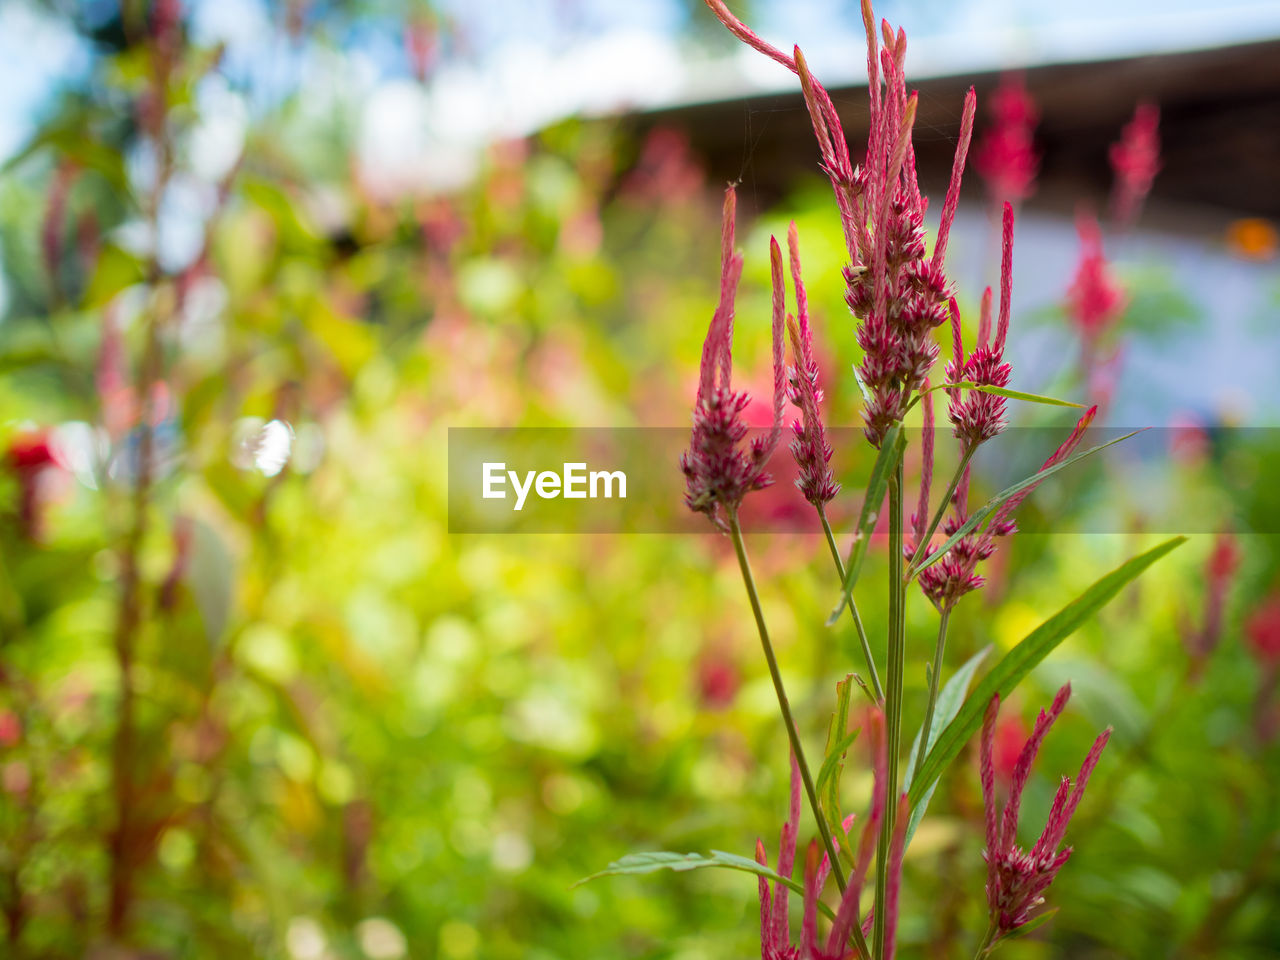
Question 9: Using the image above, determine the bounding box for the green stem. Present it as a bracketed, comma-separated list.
[973, 921, 999, 959]
[907, 444, 976, 574]
[911, 608, 951, 784]
[820, 506, 883, 703]
[728, 511, 848, 894]
[873, 462, 907, 959]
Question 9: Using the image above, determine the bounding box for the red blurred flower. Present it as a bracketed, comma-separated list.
[0, 710, 21, 748]
[7, 430, 64, 540]
[974, 73, 1039, 207]
[1246, 594, 1280, 665]
[1109, 102, 1160, 228]
[696, 648, 740, 710]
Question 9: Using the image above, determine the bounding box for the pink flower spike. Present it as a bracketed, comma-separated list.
[680, 185, 784, 529]
[785, 224, 839, 507]
[932, 87, 977, 271]
[1032, 726, 1112, 859]
[980, 695, 1001, 887]
[771, 751, 802, 945]
[975, 72, 1040, 206]
[882, 792, 911, 960]
[995, 202, 1014, 354]
[801, 841, 822, 956]
[1110, 101, 1160, 227]
[989, 404, 1098, 532]
[981, 685, 1111, 941]
[977, 286, 993, 350]
[1000, 683, 1072, 855]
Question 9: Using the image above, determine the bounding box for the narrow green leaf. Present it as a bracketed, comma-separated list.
[577, 851, 838, 922]
[816, 728, 861, 800]
[907, 536, 1185, 808]
[1006, 907, 1059, 939]
[901, 646, 990, 848]
[909, 381, 1084, 409]
[908, 430, 1142, 582]
[827, 423, 905, 626]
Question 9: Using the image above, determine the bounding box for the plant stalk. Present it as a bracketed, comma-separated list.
[728, 511, 848, 894]
[819, 506, 883, 703]
[973, 921, 999, 959]
[907, 444, 975, 574]
[873, 461, 907, 959]
[911, 608, 951, 784]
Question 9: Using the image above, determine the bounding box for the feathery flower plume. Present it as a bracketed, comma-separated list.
[1067, 214, 1126, 353]
[680, 186, 785, 530]
[1247, 594, 1280, 666]
[755, 712, 898, 958]
[916, 405, 1098, 610]
[705, 0, 977, 447]
[1066, 213, 1126, 407]
[1109, 102, 1161, 228]
[946, 205, 1015, 448]
[1182, 533, 1240, 676]
[979, 685, 1111, 944]
[784, 223, 839, 507]
[974, 73, 1039, 207]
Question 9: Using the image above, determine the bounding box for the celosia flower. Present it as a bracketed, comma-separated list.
[1246, 594, 1280, 665]
[974, 73, 1039, 207]
[916, 405, 1098, 611]
[1183, 533, 1240, 674]
[980, 684, 1111, 942]
[754, 712, 908, 959]
[705, 0, 976, 447]
[680, 186, 785, 530]
[7, 430, 61, 541]
[946, 206, 1015, 448]
[1067, 214, 1126, 350]
[1109, 102, 1160, 227]
[784, 222, 838, 508]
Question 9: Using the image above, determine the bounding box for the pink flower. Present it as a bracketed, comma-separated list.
[1184, 534, 1240, 672]
[916, 405, 1098, 611]
[7, 430, 63, 541]
[1067, 214, 1126, 349]
[754, 711, 907, 958]
[974, 73, 1039, 207]
[784, 223, 839, 508]
[1109, 102, 1160, 227]
[980, 684, 1111, 941]
[704, 0, 976, 448]
[946, 206, 1015, 448]
[1246, 594, 1280, 665]
[680, 186, 785, 530]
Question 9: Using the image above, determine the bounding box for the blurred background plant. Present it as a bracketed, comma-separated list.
[0, 1, 1278, 958]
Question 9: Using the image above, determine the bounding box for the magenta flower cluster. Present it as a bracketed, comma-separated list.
[784, 223, 840, 508]
[679, 188, 785, 530]
[981, 684, 1111, 938]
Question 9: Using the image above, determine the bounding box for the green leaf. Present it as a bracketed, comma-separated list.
[577, 851, 838, 923]
[909, 381, 1084, 409]
[1007, 907, 1059, 939]
[827, 423, 905, 626]
[908, 430, 1142, 582]
[817, 727, 861, 800]
[902, 645, 991, 847]
[907, 536, 1185, 808]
